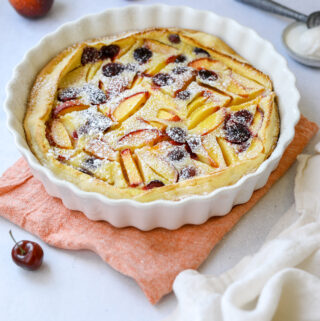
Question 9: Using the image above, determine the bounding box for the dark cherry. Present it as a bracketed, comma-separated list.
[185, 143, 198, 160]
[10, 230, 43, 271]
[83, 157, 100, 170]
[79, 167, 94, 176]
[186, 136, 201, 152]
[72, 131, 78, 139]
[176, 90, 191, 100]
[143, 180, 165, 190]
[57, 87, 80, 102]
[78, 114, 111, 135]
[84, 157, 95, 167]
[100, 44, 120, 60]
[166, 127, 187, 143]
[224, 115, 251, 144]
[194, 47, 210, 57]
[133, 47, 153, 64]
[57, 155, 66, 162]
[102, 63, 125, 77]
[168, 147, 187, 162]
[198, 69, 218, 81]
[237, 141, 250, 153]
[81, 47, 101, 65]
[168, 34, 181, 44]
[175, 54, 187, 63]
[152, 73, 174, 87]
[233, 110, 253, 125]
[180, 166, 197, 180]
[88, 87, 107, 105]
[172, 66, 188, 75]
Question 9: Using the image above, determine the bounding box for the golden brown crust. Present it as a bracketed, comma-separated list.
[24, 28, 279, 202]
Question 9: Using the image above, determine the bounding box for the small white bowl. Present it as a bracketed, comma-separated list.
[4, 5, 300, 230]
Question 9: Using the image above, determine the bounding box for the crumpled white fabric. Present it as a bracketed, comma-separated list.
[165, 148, 320, 321]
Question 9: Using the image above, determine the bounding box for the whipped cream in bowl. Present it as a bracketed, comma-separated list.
[283, 22, 320, 67]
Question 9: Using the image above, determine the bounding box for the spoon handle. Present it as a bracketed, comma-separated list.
[235, 0, 307, 23]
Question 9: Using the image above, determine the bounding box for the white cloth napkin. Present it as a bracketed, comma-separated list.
[165, 148, 320, 321]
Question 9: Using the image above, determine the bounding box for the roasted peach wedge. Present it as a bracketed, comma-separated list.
[111, 37, 136, 60]
[189, 108, 226, 136]
[85, 139, 119, 161]
[86, 61, 103, 82]
[144, 39, 179, 56]
[186, 136, 218, 168]
[112, 91, 150, 122]
[118, 129, 162, 149]
[135, 147, 178, 185]
[188, 58, 228, 73]
[50, 119, 73, 149]
[157, 109, 181, 122]
[120, 149, 143, 187]
[53, 100, 89, 117]
[137, 117, 167, 131]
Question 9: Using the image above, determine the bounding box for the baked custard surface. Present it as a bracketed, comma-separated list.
[24, 28, 280, 202]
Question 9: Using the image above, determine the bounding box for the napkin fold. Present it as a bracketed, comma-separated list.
[0, 116, 317, 304]
[166, 139, 320, 321]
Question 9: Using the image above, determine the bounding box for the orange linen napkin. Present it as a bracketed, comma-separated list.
[0, 116, 317, 304]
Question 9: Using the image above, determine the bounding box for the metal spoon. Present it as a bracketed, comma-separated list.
[236, 0, 320, 68]
[282, 22, 320, 68]
[235, 0, 320, 28]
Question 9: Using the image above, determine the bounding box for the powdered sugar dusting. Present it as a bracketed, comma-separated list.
[43, 30, 271, 191]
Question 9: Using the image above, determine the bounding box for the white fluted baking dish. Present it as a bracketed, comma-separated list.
[4, 4, 300, 230]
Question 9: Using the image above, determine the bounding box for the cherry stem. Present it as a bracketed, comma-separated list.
[9, 230, 26, 255]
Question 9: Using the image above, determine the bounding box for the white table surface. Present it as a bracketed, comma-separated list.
[0, 1, 319, 320]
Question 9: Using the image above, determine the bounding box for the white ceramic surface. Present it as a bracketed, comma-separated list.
[4, 4, 300, 230]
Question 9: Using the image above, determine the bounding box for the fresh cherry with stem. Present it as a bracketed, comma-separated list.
[9, 230, 44, 271]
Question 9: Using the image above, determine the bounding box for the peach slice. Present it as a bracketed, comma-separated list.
[227, 72, 264, 99]
[195, 147, 218, 168]
[240, 138, 264, 159]
[135, 147, 178, 184]
[53, 100, 89, 117]
[146, 61, 168, 76]
[86, 61, 103, 82]
[216, 137, 239, 166]
[202, 135, 226, 168]
[144, 39, 179, 56]
[112, 91, 150, 123]
[186, 136, 218, 167]
[187, 105, 220, 130]
[188, 58, 228, 73]
[146, 120, 167, 131]
[148, 120, 167, 131]
[85, 139, 119, 161]
[59, 65, 89, 89]
[112, 37, 136, 59]
[120, 149, 143, 187]
[250, 107, 264, 136]
[50, 119, 73, 149]
[136, 156, 165, 186]
[136, 117, 167, 131]
[189, 108, 226, 135]
[118, 129, 161, 148]
[157, 109, 181, 122]
[112, 162, 128, 188]
[187, 95, 207, 116]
